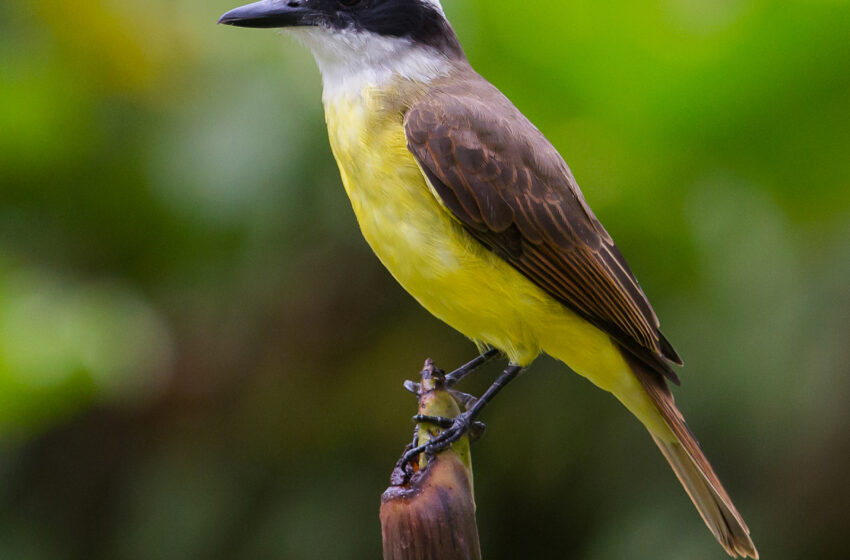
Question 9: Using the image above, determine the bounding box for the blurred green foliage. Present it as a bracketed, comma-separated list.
[1, 0, 848, 558]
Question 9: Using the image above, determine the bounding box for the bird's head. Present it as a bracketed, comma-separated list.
[219, 0, 464, 84]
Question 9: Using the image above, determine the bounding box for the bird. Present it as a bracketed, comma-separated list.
[218, 1, 758, 556]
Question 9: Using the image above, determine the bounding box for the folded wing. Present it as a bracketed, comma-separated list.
[404, 82, 682, 382]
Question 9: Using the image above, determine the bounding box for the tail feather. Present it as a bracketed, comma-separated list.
[652, 436, 757, 558]
[628, 356, 759, 558]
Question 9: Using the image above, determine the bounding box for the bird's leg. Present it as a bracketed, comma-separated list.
[413, 414, 487, 441]
[445, 347, 499, 387]
[403, 348, 499, 398]
[403, 363, 523, 465]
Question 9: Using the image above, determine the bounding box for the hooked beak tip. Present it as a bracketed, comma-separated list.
[218, 10, 240, 25]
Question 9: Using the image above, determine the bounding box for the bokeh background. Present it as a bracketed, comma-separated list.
[1, 0, 849, 558]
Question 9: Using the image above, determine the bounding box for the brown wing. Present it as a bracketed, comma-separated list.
[404, 80, 682, 383]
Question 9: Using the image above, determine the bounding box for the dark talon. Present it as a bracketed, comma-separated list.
[391, 443, 417, 485]
[401, 443, 428, 467]
[469, 420, 486, 441]
[399, 363, 524, 470]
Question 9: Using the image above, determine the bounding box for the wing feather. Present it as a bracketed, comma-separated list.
[404, 86, 683, 382]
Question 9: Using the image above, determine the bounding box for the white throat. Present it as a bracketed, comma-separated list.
[288, 28, 451, 102]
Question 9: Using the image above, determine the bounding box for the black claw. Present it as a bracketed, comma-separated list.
[401, 443, 427, 467]
[391, 443, 417, 485]
[469, 421, 486, 441]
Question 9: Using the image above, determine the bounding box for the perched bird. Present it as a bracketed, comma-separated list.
[219, 1, 757, 556]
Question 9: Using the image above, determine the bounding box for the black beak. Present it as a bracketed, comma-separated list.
[218, 0, 315, 28]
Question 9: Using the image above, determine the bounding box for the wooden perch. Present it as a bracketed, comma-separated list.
[380, 360, 482, 560]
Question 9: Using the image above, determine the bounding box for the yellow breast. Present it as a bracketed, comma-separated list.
[325, 87, 617, 363]
[323, 87, 526, 360]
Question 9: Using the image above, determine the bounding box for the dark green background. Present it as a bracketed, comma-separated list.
[1, 0, 848, 558]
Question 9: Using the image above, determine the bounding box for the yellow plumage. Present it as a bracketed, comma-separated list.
[217, 2, 757, 553]
[324, 84, 673, 439]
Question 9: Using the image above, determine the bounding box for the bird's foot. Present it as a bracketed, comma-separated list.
[402, 411, 482, 466]
[413, 414, 486, 439]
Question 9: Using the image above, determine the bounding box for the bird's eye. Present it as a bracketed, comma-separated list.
[339, 0, 361, 6]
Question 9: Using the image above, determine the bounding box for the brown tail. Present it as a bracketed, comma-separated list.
[628, 355, 759, 558]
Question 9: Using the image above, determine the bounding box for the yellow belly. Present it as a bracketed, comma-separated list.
[323, 87, 670, 436]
